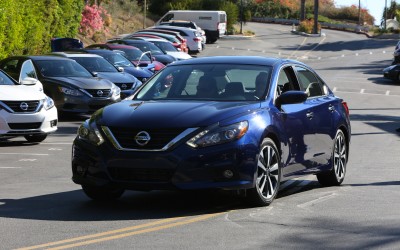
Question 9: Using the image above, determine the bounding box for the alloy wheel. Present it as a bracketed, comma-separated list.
[333, 131, 347, 181]
[257, 144, 280, 200]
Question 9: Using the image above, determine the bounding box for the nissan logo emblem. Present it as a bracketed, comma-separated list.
[135, 131, 151, 146]
[121, 84, 127, 89]
[97, 90, 104, 96]
[20, 102, 29, 111]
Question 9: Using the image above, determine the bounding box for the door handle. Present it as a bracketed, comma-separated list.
[328, 105, 335, 112]
[306, 111, 313, 119]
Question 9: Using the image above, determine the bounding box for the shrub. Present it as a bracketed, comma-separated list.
[298, 19, 321, 34]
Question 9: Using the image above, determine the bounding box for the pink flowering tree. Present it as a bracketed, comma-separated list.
[79, 4, 110, 37]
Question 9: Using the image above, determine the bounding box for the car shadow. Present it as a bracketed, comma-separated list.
[350, 113, 400, 137]
[0, 189, 241, 222]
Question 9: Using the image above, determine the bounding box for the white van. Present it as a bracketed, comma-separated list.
[156, 10, 227, 43]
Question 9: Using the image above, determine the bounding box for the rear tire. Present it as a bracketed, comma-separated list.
[82, 185, 124, 201]
[246, 138, 281, 206]
[317, 130, 347, 186]
[24, 134, 47, 143]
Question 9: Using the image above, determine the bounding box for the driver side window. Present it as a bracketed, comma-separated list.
[294, 66, 324, 97]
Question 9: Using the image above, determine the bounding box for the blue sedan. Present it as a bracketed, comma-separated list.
[71, 56, 351, 206]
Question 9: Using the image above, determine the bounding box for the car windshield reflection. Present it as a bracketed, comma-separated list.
[35, 60, 93, 77]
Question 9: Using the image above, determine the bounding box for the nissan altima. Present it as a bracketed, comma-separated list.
[0, 56, 121, 115]
[72, 56, 351, 206]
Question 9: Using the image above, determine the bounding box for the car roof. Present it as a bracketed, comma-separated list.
[103, 43, 141, 50]
[154, 25, 197, 32]
[6, 55, 76, 61]
[169, 56, 297, 67]
[51, 52, 103, 58]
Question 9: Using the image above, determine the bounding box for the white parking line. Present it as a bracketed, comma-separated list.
[0, 167, 22, 169]
[0, 153, 48, 156]
[41, 143, 72, 145]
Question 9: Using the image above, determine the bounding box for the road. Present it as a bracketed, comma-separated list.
[1, 22, 399, 249]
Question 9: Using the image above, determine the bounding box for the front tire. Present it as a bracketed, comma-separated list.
[82, 185, 124, 201]
[246, 138, 281, 206]
[24, 134, 47, 143]
[317, 130, 347, 186]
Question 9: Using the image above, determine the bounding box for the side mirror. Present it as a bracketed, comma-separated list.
[92, 72, 98, 77]
[20, 77, 38, 86]
[138, 63, 148, 67]
[117, 67, 124, 72]
[275, 91, 308, 110]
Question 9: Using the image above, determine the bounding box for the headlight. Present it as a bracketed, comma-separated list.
[186, 121, 248, 148]
[77, 121, 104, 146]
[59, 87, 83, 96]
[112, 85, 121, 96]
[43, 96, 55, 110]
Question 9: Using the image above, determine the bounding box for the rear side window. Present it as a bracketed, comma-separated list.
[219, 14, 227, 23]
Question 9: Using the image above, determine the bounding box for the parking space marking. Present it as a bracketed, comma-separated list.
[297, 193, 337, 209]
[18, 159, 37, 162]
[0, 167, 22, 169]
[0, 153, 48, 156]
[41, 143, 72, 145]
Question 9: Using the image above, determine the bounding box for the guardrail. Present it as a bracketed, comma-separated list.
[251, 17, 369, 33]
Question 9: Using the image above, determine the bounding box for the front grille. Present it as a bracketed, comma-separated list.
[8, 122, 42, 129]
[115, 83, 133, 90]
[89, 104, 106, 110]
[108, 167, 174, 182]
[84, 89, 111, 97]
[1, 100, 40, 113]
[107, 127, 185, 150]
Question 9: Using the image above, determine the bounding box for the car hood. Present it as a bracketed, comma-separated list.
[45, 76, 114, 89]
[123, 67, 153, 78]
[165, 51, 192, 60]
[0, 85, 46, 101]
[94, 100, 260, 128]
[96, 72, 137, 83]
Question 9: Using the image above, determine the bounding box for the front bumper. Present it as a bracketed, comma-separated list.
[58, 95, 120, 113]
[0, 106, 58, 136]
[71, 137, 258, 191]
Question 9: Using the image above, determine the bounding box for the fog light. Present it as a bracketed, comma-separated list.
[223, 170, 234, 179]
[50, 119, 57, 127]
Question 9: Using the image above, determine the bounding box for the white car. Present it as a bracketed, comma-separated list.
[153, 26, 203, 54]
[0, 70, 57, 143]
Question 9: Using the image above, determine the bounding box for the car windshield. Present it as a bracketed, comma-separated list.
[100, 53, 134, 67]
[117, 48, 151, 61]
[35, 60, 93, 77]
[0, 71, 16, 85]
[134, 64, 272, 101]
[153, 41, 177, 52]
[132, 43, 164, 55]
[72, 57, 118, 73]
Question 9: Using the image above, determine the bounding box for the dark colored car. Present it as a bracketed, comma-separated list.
[0, 56, 121, 114]
[50, 37, 84, 52]
[86, 43, 163, 72]
[71, 56, 351, 206]
[51, 52, 142, 99]
[81, 49, 154, 83]
[383, 64, 400, 82]
[107, 39, 177, 66]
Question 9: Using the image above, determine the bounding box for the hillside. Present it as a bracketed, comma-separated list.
[76, 4, 157, 47]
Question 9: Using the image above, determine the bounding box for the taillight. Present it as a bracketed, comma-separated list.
[193, 37, 202, 42]
[342, 101, 349, 116]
